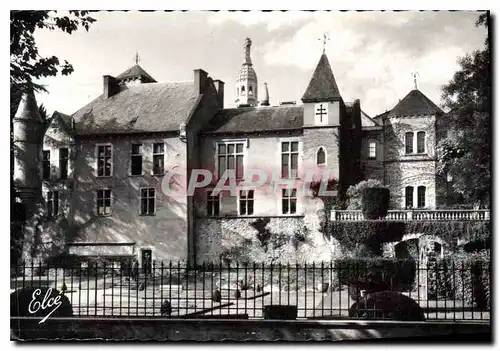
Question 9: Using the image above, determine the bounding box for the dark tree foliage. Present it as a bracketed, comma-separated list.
[10, 11, 95, 263]
[438, 12, 490, 207]
[10, 10, 96, 93]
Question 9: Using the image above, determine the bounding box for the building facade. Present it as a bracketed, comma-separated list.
[13, 38, 448, 265]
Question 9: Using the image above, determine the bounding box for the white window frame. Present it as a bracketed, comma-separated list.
[95, 143, 113, 177]
[416, 131, 426, 154]
[404, 131, 427, 155]
[139, 187, 156, 216]
[238, 189, 255, 216]
[214, 138, 248, 181]
[152, 142, 166, 176]
[281, 188, 298, 215]
[314, 103, 328, 125]
[95, 188, 112, 217]
[279, 138, 301, 179]
[130, 142, 144, 176]
[368, 140, 377, 159]
[206, 189, 220, 217]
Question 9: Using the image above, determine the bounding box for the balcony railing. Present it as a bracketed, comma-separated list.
[331, 209, 490, 221]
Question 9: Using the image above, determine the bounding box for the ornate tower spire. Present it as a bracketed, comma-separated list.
[411, 71, 419, 90]
[244, 38, 252, 64]
[260, 82, 270, 106]
[235, 38, 258, 107]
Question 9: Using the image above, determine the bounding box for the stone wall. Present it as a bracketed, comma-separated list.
[195, 196, 341, 264]
[70, 134, 188, 262]
[383, 115, 437, 209]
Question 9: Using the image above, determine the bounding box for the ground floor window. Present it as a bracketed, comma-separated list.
[97, 189, 112, 216]
[207, 192, 220, 216]
[282, 188, 297, 214]
[140, 188, 155, 215]
[239, 190, 254, 215]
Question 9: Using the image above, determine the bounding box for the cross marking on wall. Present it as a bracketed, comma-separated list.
[315, 104, 327, 123]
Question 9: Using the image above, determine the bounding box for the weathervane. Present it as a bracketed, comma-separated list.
[134, 51, 141, 65]
[411, 71, 419, 90]
[318, 33, 330, 54]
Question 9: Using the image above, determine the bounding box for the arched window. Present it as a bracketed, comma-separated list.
[417, 131, 426, 153]
[405, 186, 414, 208]
[405, 132, 414, 154]
[368, 140, 376, 159]
[249, 85, 253, 94]
[316, 147, 326, 166]
[417, 186, 426, 208]
[241, 86, 245, 93]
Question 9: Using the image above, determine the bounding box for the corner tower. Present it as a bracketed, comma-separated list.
[235, 38, 258, 107]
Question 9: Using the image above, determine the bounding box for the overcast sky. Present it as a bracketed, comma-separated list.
[33, 11, 487, 117]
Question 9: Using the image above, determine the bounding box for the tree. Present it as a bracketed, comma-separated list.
[437, 13, 490, 208]
[10, 10, 96, 93]
[10, 11, 95, 263]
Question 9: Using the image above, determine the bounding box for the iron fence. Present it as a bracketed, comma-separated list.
[10, 259, 491, 321]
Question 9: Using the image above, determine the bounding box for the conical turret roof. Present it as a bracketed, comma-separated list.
[302, 54, 341, 102]
[14, 85, 42, 121]
[116, 64, 157, 83]
[389, 89, 443, 117]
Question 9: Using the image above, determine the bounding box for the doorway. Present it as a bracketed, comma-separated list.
[140, 248, 152, 276]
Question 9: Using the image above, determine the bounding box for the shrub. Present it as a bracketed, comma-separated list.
[336, 258, 418, 300]
[325, 221, 491, 254]
[346, 179, 386, 210]
[428, 252, 490, 308]
[362, 187, 390, 219]
[348, 291, 425, 321]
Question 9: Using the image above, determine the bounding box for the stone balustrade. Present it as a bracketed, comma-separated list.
[330, 209, 490, 221]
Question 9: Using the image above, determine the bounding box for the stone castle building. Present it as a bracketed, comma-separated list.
[13, 38, 449, 265]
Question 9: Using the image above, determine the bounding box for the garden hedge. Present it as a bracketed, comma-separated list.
[362, 187, 390, 219]
[428, 252, 490, 309]
[326, 220, 491, 254]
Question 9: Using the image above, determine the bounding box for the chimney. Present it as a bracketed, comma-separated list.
[213, 79, 225, 108]
[194, 69, 208, 94]
[103, 75, 119, 98]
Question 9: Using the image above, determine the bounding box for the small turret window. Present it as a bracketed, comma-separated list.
[236, 87, 239, 95]
[249, 86, 253, 95]
[241, 86, 245, 93]
[316, 147, 326, 166]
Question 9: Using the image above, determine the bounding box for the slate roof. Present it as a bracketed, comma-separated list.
[302, 54, 342, 102]
[72, 82, 199, 135]
[116, 64, 157, 83]
[204, 106, 304, 134]
[389, 89, 443, 117]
